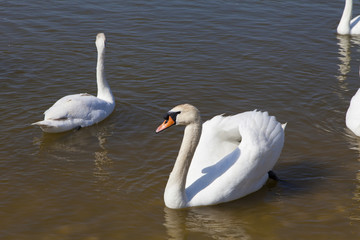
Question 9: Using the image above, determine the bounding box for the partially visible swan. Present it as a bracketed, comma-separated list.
[32, 33, 115, 133]
[337, 0, 360, 35]
[346, 88, 360, 136]
[156, 104, 286, 209]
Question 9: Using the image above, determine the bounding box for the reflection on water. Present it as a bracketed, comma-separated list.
[33, 119, 113, 149]
[338, 34, 360, 225]
[350, 170, 360, 222]
[345, 128, 360, 153]
[3, 0, 360, 239]
[164, 207, 250, 240]
[343, 132, 360, 224]
[336, 35, 351, 84]
[33, 122, 115, 184]
[336, 35, 360, 104]
[93, 127, 114, 184]
[337, 35, 360, 93]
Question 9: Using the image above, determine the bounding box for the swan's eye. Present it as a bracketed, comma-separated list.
[163, 111, 180, 124]
[169, 111, 181, 122]
[163, 113, 170, 120]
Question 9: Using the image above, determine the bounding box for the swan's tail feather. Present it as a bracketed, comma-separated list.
[31, 120, 76, 133]
[32, 120, 57, 132]
[32, 120, 53, 127]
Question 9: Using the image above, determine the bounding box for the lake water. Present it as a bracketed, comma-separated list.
[1, 0, 360, 239]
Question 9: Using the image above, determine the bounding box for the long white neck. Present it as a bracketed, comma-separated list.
[338, 0, 353, 35]
[96, 46, 114, 103]
[164, 122, 202, 209]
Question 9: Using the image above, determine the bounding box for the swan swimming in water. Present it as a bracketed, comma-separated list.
[156, 104, 286, 209]
[32, 33, 115, 133]
[337, 0, 360, 35]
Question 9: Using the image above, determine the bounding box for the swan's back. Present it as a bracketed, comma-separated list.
[185, 110, 285, 207]
[346, 88, 360, 136]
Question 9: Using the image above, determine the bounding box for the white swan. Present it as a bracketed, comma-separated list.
[337, 0, 360, 35]
[346, 88, 360, 136]
[32, 33, 115, 133]
[156, 104, 286, 209]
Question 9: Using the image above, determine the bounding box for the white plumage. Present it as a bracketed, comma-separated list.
[337, 0, 360, 35]
[346, 88, 360, 136]
[156, 104, 286, 209]
[32, 33, 115, 133]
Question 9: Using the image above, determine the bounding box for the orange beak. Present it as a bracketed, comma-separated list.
[156, 116, 175, 133]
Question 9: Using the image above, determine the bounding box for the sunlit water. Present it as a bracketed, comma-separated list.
[1, 0, 360, 239]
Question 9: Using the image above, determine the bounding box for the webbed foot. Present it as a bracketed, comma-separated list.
[268, 170, 280, 181]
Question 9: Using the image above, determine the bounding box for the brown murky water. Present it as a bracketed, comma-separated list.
[1, 0, 360, 239]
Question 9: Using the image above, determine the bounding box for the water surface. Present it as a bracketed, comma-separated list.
[1, 0, 360, 239]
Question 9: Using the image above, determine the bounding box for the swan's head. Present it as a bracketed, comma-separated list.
[156, 104, 201, 133]
[95, 33, 106, 50]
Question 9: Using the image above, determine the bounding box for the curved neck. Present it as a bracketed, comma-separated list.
[164, 121, 202, 209]
[338, 0, 353, 35]
[96, 47, 114, 103]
